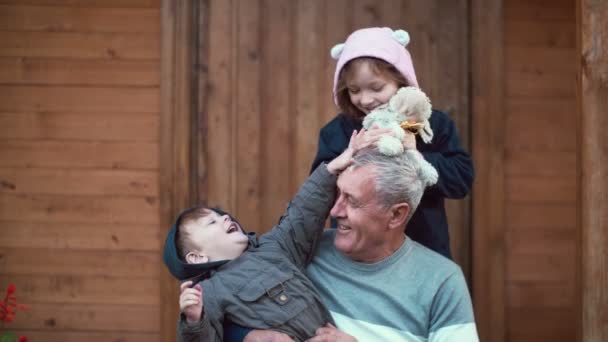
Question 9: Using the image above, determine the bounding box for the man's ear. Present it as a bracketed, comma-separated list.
[185, 251, 209, 264]
[388, 203, 410, 230]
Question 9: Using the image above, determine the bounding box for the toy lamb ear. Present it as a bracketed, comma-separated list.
[392, 29, 410, 47]
[330, 43, 345, 60]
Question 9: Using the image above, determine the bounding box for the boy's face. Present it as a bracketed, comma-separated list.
[184, 211, 248, 263]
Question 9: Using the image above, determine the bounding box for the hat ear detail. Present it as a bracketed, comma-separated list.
[392, 29, 410, 47]
[330, 43, 345, 60]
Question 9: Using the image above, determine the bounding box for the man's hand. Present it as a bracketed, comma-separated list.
[306, 323, 357, 342]
[179, 280, 203, 324]
[243, 330, 294, 342]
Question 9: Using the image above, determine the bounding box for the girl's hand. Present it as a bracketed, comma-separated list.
[179, 280, 203, 324]
[402, 130, 417, 150]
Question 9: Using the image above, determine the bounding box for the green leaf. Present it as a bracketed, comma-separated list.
[0, 332, 17, 342]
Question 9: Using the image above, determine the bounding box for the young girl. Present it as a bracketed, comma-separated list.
[311, 27, 474, 259]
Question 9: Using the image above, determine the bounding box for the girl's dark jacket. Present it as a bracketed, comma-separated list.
[311, 110, 474, 259]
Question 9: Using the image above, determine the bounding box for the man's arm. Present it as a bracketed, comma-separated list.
[428, 270, 479, 342]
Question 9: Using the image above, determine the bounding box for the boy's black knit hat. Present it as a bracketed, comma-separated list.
[162, 207, 246, 281]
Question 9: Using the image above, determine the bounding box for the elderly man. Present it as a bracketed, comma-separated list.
[182, 146, 478, 341]
[304, 148, 478, 341]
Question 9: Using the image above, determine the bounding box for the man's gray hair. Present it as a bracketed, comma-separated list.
[350, 148, 435, 222]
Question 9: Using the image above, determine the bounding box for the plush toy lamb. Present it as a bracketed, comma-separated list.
[362, 86, 439, 186]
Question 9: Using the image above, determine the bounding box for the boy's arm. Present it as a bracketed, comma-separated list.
[177, 281, 223, 342]
[261, 162, 338, 268]
[177, 314, 221, 342]
[264, 129, 373, 267]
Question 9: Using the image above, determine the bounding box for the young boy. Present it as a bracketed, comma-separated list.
[163, 130, 378, 342]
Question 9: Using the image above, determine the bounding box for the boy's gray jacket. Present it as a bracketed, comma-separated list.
[178, 164, 337, 342]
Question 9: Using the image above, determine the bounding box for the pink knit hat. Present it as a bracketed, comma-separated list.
[331, 27, 419, 104]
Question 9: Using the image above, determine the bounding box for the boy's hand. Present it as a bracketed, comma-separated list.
[327, 128, 390, 174]
[179, 280, 203, 324]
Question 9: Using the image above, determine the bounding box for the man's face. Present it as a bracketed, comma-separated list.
[330, 164, 393, 263]
[184, 211, 248, 263]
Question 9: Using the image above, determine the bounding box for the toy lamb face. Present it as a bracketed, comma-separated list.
[361, 86, 439, 186]
[362, 86, 433, 156]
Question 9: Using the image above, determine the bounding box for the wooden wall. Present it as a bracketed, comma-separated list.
[0, 1, 161, 341]
[504, 0, 577, 340]
[474, 0, 578, 340]
[0, 0, 589, 341]
[579, 0, 608, 340]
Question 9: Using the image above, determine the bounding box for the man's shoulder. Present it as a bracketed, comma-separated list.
[406, 238, 463, 277]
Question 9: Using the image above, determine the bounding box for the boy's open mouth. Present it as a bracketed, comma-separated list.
[227, 223, 238, 234]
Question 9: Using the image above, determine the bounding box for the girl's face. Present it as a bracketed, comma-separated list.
[346, 62, 399, 115]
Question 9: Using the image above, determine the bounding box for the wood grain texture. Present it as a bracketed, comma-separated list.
[293, 0, 323, 190]
[471, 0, 506, 340]
[1, 0, 162, 340]
[0, 141, 158, 169]
[6, 303, 160, 332]
[0, 111, 158, 141]
[0, 168, 158, 196]
[0, 0, 160, 7]
[0, 248, 159, 277]
[205, 0, 236, 211]
[0, 221, 159, 251]
[0, 31, 159, 59]
[0, 275, 159, 305]
[579, 0, 608, 340]
[502, 0, 578, 340]
[159, 1, 197, 341]
[0, 85, 159, 113]
[0, 5, 159, 33]
[259, 0, 292, 231]
[235, 0, 261, 229]
[0, 57, 159, 86]
[0, 331, 160, 342]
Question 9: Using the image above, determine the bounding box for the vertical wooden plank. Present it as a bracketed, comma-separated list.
[471, 0, 506, 341]
[436, 0, 471, 278]
[159, 2, 177, 341]
[206, 0, 236, 211]
[321, 0, 348, 126]
[293, 0, 323, 190]
[235, 0, 261, 229]
[352, 0, 381, 28]
[579, 0, 608, 341]
[399, 0, 436, 93]
[159, 0, 197, 340]
[195, 0, 210, 205]
[260, 0, 291, 231]
[380, 0, 404, 29]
